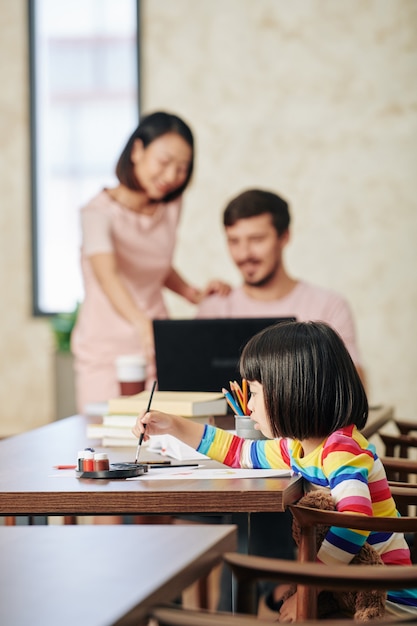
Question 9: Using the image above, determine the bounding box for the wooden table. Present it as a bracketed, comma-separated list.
[0, 415, 303, 517]
[0, 524, 236, 626]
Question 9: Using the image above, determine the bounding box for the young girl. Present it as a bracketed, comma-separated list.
[133, 320, 417, 621]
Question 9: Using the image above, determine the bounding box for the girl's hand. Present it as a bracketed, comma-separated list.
[278, 592, 297, 622]
[132, 410, 176, 441]
[132, 410, 205, 449]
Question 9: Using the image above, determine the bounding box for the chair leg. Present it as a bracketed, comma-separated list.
[234, 576, 258, 615]
[297, 524, 318, 620]
[197, 576, 209, 609]
[297, 584, 317, 621]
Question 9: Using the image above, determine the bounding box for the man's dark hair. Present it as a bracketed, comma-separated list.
[223, 189, 290, 236]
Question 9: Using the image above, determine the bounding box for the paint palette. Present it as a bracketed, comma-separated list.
[111, 461, 171, 470]
[75, 464, 148, 480]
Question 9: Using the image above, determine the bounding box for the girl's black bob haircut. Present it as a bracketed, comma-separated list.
[239, 320, 368, 440]
[115, 111, 194, 202]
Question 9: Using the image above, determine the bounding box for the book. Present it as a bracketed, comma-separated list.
[100, 433, 209, 455]
[102, 436, 138, 448]
[102, 414, 215, 428]
[86, 423, 136, 440]
[86, 415, 215, 448]
[107, 390, 227, 417]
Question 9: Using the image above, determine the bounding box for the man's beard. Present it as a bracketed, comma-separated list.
[242, 262, 279, 288]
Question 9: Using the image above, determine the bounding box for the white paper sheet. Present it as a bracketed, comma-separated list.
[127, 467, 292, 480]
[147, 434, 208, 460]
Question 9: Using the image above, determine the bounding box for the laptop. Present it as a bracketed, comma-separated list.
[153, 317, 295, 393]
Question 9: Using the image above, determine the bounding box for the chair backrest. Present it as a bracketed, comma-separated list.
[395, 420, 417, 436]
[151, 604, 417, 626]
[285, 502, 417, 620]
[289, 503, 417, 535]
[381, 450, 417, 520]
[380, 433, 417, 460]
[382, 456, 417, 477]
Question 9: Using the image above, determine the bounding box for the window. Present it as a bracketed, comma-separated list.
[29, 0, 140, 314]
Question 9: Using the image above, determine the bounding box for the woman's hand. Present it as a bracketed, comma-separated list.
[90, 252, 155, 362]
[201, 279, 231, 298]
[133, 316, 155, 365]
[187, 279, 231, 304]
[164, 267, 231, 305]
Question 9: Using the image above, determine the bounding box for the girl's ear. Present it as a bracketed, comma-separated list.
[131, 138, 144, 163]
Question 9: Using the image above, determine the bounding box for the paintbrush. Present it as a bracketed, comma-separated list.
[134, 380, 157, 464]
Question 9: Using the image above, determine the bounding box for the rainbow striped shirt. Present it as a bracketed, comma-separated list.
[197, 423, 417, 608]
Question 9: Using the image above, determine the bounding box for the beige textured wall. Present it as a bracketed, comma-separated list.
[1, 0, 416, 435]
[0, 0, 54, 435]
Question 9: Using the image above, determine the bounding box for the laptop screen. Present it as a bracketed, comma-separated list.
[153, 317, 295, 393]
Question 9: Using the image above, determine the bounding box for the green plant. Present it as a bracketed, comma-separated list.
[50, 303, 80, 353]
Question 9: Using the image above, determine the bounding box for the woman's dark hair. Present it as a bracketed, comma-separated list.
[240, 321, 368, 439]
[115, 111, 194, 202]
[223, 189, 290, 237]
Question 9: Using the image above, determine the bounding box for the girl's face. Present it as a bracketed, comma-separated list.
[247, 380, 274, 438]
[131, 132, 192, 199]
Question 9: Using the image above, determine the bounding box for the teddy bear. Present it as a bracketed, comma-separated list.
[279, 490, 386, 621]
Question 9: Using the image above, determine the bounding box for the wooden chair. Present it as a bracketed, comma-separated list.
[378, 420, 417, 484]
[151, 497, 417, 625]
[152, 458, 417, 624]
[380, 434, 417, 467]
[394, 420, 417, 436]
[220, 506, 417, 621]
[382, 457, 417, 497]
[151, 604, 417, 625]
[383, 458, 417, 562]
[379, 428, 417, 537]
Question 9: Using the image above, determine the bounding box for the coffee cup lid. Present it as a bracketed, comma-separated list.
[115, 354, 146, 367]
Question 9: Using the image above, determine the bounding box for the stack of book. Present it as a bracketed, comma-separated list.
[87, 390, 228, 447]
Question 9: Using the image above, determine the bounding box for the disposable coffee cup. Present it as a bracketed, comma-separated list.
[115, 354, 146, 396]
[235, 415, 267, 440]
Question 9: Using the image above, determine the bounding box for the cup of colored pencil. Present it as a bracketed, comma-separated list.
[222, 380, 266, 440]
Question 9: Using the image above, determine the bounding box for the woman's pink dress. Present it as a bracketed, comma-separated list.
[71, 189, 181, 412]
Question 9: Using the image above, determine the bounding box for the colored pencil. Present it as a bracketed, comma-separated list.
[242, 378, 248, 415]
[222, 387, 243, 415]
[229, 381, 241, 409]
[232, 380, 246, 414]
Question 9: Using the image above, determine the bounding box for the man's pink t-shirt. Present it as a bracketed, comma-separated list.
[196, 282, 362, 366]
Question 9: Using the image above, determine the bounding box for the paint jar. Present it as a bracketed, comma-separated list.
[115, 354, 146, 396]
[93, 453, 110, 472]
[82, 450, 94, 472]
[235, 415, 267, 440]
[77, 450, 86, 471]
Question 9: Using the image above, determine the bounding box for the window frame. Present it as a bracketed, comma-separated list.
[28, 0, 142, 316]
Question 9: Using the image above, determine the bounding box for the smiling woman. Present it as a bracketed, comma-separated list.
[70, 111, 230, 414]
[70, 112, 196, 413]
